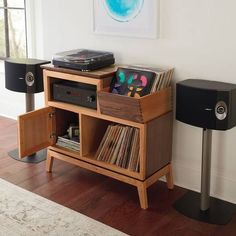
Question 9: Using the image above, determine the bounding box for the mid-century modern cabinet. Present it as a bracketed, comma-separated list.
[17, 65, 174, 209]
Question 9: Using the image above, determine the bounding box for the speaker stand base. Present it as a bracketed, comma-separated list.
[173, 190, 236, 225]
[8, 148, 47, 163]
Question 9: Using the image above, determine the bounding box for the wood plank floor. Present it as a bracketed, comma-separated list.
[0, 116, 236, 236]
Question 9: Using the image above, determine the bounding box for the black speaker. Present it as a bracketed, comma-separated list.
[5, 58, 50, 94]
[175, 79, 236, 225]
[176, 79, 236, 130]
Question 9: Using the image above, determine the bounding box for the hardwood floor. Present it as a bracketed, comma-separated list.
[0, 115, 236, 236]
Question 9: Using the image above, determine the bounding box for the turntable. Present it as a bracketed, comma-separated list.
[52, 49, 115, 71]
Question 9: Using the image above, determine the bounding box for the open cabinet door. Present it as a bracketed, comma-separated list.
[18, 107, 55, 158]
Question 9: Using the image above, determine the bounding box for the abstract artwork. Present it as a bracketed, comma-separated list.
[110, 67, 156, 97]
[103, 0, 144, 22]
[93, 0, 159, 38]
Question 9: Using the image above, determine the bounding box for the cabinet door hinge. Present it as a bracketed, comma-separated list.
[49, 111, 55, 118]
[50, 133, 56, 140]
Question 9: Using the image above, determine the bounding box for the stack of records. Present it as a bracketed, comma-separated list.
[110, 65, 174, 97]
[56, 135, 80, 151]
[95, 124, 140, 172]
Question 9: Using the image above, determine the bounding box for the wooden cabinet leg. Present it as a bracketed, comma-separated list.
[166, 164, 174, 189]
[46, 151, 54, 173]
[137, 183, 148, 209]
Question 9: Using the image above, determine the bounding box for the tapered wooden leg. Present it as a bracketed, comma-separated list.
[46, 151, 54, 173]
[166, 164, 174, 189]
[137, 183, 148, 209]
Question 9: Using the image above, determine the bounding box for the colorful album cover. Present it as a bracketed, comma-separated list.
[110, 67, 156, 97]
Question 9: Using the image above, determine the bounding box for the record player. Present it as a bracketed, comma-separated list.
[52, 49, 115, 71]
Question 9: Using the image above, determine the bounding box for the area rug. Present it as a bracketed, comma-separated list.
[0, 178, 127, 236]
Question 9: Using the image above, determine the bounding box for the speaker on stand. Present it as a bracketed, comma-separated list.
[5, 58, 50, 163]
[173, 79, 236, 225]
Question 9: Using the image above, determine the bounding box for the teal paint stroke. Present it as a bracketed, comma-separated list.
[104, 0, 144, 22]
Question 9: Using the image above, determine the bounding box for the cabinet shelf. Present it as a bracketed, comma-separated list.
[47, 100, 143, 128]
[82, 153, 141, 179]
[50, 145, 80, 158]
[48, 101, 97, 116]
[18, 64, 174, 209]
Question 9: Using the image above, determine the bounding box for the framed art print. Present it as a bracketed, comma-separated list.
[93, 0, 159, 39]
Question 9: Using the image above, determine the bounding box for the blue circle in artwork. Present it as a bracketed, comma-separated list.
[103, 0, 144, 22]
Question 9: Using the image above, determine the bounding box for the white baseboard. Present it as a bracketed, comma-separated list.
[171, 160, 236, 204]
[0, 113, 17, 120]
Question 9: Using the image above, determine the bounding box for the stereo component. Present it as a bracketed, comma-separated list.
[53, 81, 97, 109]
[174, 79, 236, 225]
[4, 58, 50, 163]
[176, 79, 236, 130]
[5, 58, 50, 94]
[52, 49, 115, 71]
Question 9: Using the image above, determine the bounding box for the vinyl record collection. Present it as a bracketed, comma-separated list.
[56, 135, 80, 151]
[95, 124, 140, 172]
[110, 66, 174, 98]
[149, 67, 174, 93]
[56, 124, 80, 151]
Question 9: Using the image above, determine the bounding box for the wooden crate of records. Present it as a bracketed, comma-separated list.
[98, 66, 174, 123]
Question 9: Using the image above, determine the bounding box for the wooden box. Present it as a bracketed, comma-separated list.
[98, 87, 172, 123]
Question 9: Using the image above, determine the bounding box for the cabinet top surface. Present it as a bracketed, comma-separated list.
[41, 64, 117, 79]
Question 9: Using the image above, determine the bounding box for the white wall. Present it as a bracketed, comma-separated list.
[1, 0, 236, 203]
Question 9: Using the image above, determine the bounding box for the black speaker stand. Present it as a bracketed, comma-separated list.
[8, 93, 47, 163]
[173, 128, 236, 225]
